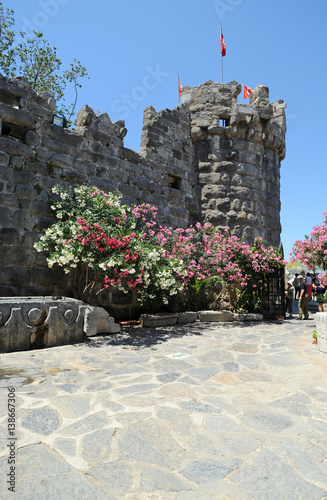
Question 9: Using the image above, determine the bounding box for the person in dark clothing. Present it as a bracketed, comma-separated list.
[293, 273, 300, 300]
[285, 280, 294, 318]
[313, 283, 326, 313]
[297, 275, 309, 320]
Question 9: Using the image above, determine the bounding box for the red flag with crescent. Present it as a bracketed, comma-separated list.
[244, 84, 253, 99]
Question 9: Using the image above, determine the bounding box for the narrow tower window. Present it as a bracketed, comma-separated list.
[168, 175, 181, 190]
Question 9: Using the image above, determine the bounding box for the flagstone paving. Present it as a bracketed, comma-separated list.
[0, 316, 327, 499]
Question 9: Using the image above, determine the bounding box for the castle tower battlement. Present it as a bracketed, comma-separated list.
[181, 80, 286, 245]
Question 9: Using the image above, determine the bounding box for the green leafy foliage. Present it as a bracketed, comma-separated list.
[0, 2, 89, 126]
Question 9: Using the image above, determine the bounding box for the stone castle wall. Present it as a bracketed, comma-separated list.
[0, 75, 286, 314]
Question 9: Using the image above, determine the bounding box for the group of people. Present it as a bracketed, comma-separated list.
[285, 273, 326, 320]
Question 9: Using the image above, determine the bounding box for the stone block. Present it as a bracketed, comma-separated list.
[62, 169, 88, 182]
[120, 147, 140, 163]
[2, 245, 35, 266]
[24, 130, 40, 146]
[177, 312, 198, 324]
[0, 228, 19, 245]
[15, 183, 39, 199]
[0, 266, 30, 287]
[198, 310, 234, 322]
[88, 177, 120, 193]
[0, 297, 87, 352]
[0, 151, 9, 165]
[12, 209, 36, 230]
[0, 207, 10, 226]
[316, 312, 327, 353]
[52, 126, 83, 147]
[234, 313, 263, 322]
[39, 176, 61, 190]
[120, 183, 140, 199]
[20, 199, 52, 217]
[83, 306, 121, 336]
[0, 164, 13, 181]
[0, 102, 37, 128]
[141, 313, 179, 327]
[13, 170, 37, 185]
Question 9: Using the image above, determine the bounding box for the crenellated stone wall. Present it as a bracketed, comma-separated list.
[0, 75, 286, 314]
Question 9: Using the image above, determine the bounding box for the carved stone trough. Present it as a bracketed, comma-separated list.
[0, 297, 120, 353]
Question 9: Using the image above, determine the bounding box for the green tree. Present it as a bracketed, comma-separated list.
[0, 2, 89, 126]
[0, 4, 16, 76]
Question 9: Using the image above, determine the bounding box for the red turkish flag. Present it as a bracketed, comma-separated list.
[220, 33, 226, 57]
[178, 76, 183, 98]
[244, 84, 253, 99]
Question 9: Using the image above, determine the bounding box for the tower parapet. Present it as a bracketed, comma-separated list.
[182, 80, 286, 246]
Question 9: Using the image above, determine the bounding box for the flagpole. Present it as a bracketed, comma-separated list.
[242, 81, 244, 104]
[177, 71, 181, 104]
[220, 24, 223, 83]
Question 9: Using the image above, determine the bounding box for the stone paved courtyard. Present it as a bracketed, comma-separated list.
[0, 317, 327, 499]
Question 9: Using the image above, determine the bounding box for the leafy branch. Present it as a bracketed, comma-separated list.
[0, 2, 89, 127]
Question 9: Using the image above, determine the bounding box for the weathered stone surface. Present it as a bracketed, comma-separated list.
[83, 306, 120, 336]
[0, 297, 86, 352]
[157, 372, 180, 383]
[177, 311, 198, 323]
[54, 437, 77, 456]
[24, 129, 40, 146]
[234, 313, 263, 322]
[270, 393, 312, 417]
[21, 406, 61, 435]
[0, 317, 326, 497]
[316, 312, 327, 353]
[80, 429, 115, 464]
[116, 419, 185, 467]
[204, 415, 245, 433]
[88, 461, 133, 496]
[60, 411, 110, 436]
[186, 366, 222, 381]
[141, 313, 179, 327]
[231, 449, 326, 499]
[0, 444, 115, 499]
[180, 401, 220, 414]
[140, 467, 194, 492]
[113, 383, 159, 396]
[182, 459, 241, 483]
[240, 409, 293, 433]
[51, 394, 91, 419]
[199, 310, 234, 322]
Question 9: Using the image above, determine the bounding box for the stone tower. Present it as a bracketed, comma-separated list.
[182, 80, 286, 247]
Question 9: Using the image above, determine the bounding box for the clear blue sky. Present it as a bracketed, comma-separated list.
[8, 0, 327, 259]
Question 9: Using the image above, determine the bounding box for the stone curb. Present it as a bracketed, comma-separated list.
[198, 310, 234, 322]
[234, 313, 264, 322]
[141, 311, 198, 327]
[140, 313, 179, 327]
[140, 311, 266, 327]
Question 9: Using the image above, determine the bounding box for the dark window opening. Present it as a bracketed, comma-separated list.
[219, 118, 230, 127]
[168, 174, 181, 190]
[1, 121, 25, 142]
